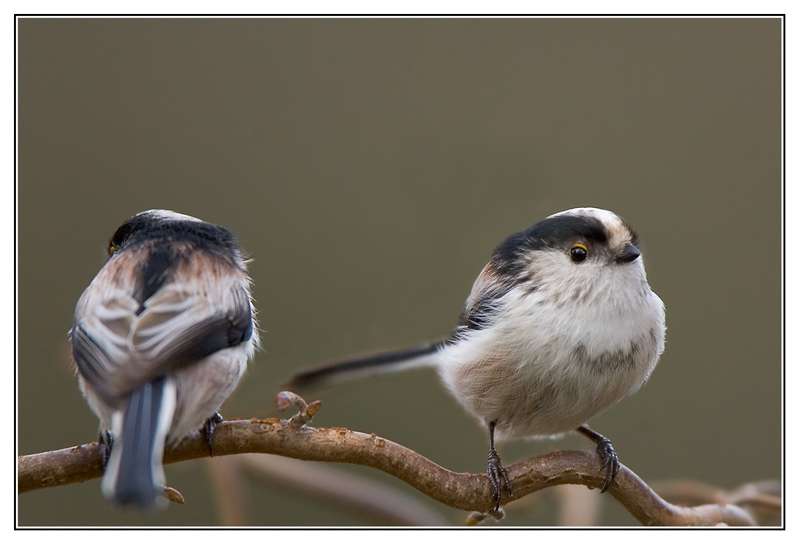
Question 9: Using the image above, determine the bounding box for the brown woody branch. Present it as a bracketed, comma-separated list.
[17, 394, 758, 526]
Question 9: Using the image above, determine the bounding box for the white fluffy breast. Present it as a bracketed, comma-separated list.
[438, 243, 665, 440]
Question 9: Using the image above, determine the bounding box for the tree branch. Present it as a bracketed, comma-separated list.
[17, 394, 758, 526]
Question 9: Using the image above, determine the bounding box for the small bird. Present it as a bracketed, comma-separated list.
[286, 207, 665, 509]
[71, 210, 258, 509]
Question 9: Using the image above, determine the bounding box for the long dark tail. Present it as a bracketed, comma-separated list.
[285, 341, 444, 391]
[101, 375, 176, 509]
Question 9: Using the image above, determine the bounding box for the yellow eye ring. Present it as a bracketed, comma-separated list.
[108, 245, 117, 257]
[570, 243, 588, 262]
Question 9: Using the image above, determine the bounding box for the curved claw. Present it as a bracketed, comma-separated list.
[595, 437, 620, 493]
[203, 412, 224, 456]
[577, 425, 620, 493]
[487, 448, 513, 509]
[99, 430, 114, 469]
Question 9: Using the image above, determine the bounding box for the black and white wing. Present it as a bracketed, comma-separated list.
[72, 276, 253, 408]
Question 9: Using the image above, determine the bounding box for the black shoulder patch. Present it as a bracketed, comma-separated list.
[138, 246, 176, 307]
[456, 284, 509, 332]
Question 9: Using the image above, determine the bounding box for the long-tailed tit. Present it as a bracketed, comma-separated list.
[71, 210, 258, 509]
[287, 207, 665, 509]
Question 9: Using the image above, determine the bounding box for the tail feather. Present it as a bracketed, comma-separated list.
[101, 375, 176, 509]
[285, 341, 444, 391]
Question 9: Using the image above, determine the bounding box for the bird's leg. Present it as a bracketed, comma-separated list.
[99, 429, 114, 469]
[486, 420, 513, 510]
[577, 424, 620, 492]
[203, 412, 224, 456]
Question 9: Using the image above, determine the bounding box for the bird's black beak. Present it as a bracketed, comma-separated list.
[615, 243, 641, 264]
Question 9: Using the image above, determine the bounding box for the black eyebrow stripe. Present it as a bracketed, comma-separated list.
[109, 213, 245, 266]
[490, 214, 608, 278]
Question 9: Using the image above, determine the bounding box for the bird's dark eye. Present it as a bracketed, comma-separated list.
[570, 243, 588, 262]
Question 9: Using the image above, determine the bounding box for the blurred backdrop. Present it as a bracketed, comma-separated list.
[17, 17, 781, 526]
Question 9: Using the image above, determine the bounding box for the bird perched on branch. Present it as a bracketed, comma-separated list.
[71, 209, 258, 509]
[286, 207, 665, 510]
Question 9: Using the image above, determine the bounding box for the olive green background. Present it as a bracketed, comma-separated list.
[17, 17, 782, 526]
